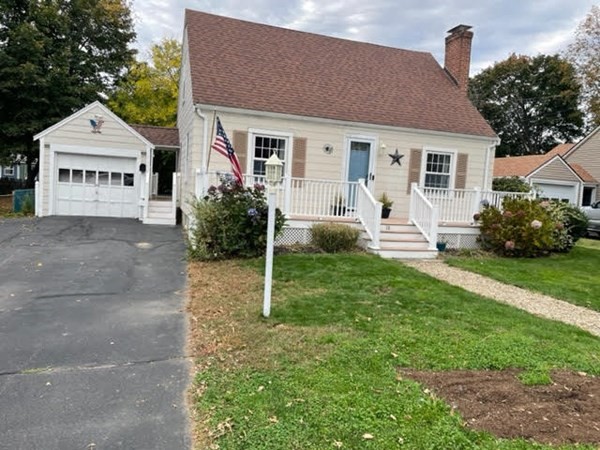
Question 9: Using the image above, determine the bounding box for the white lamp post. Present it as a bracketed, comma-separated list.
[263, 152, 283, 318]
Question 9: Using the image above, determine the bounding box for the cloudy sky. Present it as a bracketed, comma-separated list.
[131, 0, 596, 74]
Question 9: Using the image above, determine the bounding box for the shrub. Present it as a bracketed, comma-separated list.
[478, 198, 588, 257]
[20, 194, 34, 215]
[492, 176, 532, 193]
[189, 177, 285, 260]
[311, 223, 360, 253]
[479, 198, 556, 257]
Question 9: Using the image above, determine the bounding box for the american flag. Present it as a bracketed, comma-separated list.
[211, 117, 244, 184]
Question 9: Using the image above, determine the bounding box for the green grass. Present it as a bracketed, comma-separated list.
[445, 240, 600, 312]
[194, 254, 599, 449]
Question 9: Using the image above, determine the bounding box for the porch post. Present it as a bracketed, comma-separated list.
[429, 206, 439, 250]
[472, 186, 482, 217]
[409, 182, 417, 223]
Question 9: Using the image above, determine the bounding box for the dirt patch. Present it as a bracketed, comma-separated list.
[399, 368, 600, 445]
[0, 195, 12, 215]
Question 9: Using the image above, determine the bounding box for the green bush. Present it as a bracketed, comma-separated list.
[492, 176, 532, 193]
[478, 198, 587, 257]
[189, 178, 285, 260]
[311, 223, 360, 253]
[21, 194, 34, 215]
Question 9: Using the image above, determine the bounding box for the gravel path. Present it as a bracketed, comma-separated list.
[403, 260, 600, 338]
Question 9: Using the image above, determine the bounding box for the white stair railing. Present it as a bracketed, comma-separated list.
[356, 179, 381, 249]
[171, 173, 178, 216]
[409, 183, 438, 250]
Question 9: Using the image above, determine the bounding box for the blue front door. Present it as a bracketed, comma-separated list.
[347, 140, 372, 206]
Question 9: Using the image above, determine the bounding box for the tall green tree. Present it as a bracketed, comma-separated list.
[469, 54, 584, 157]
[567, 5, 600, 129]
[108, 38, 181, 127]
[0, 0, 136, 185]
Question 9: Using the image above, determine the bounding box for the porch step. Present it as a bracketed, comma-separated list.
[144, 200, 176, 225]
[363, 220, 438, 260]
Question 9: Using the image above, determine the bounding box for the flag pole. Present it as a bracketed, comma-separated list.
[206, 110, 217, 171]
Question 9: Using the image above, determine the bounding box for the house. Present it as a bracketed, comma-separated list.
[33, 10, 516, 258]
[33, 101, 179, 225]
[177, 10, 508, 257]
[562, 125, 600, 206]
[0, 156, 28, 181]
[494, 143, 598, 206]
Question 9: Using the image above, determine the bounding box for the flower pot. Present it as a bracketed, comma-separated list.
[381, 207, 392, 219]
[436, 242, 447, 252]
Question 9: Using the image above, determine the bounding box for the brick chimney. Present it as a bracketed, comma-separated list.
[444, 24, 473, 93]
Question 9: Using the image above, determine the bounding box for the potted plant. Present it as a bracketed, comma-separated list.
[379, 192, 393, 219]
[436, 238, 448, 252]
[331, 194, 346, 216]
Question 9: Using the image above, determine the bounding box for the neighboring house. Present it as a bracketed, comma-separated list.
[177, 10, 503, 257]
[562, 125, 600, 206]
[0, 157, 28, 181]
[33, 102, 179, 225]
[494, 143, 598, 206]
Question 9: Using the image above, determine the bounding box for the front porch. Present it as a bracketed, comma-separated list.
[195, 170, 532, 258]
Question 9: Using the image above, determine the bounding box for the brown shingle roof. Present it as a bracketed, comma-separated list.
[570, 163, 597, 183]
[493, 154, 550, 177]
[545, 143, 574, 157]
[131, 125, 179, 148]
[184, 10, 496, 138]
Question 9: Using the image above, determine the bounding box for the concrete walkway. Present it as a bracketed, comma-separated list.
[404, 260, 600, 338]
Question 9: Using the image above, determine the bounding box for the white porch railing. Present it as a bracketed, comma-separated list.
[423, 187, 532, 223]
[356, 179, 381, 249]
[409, 183, 438, 250]
[171, 172, 179, 215]
[195, 170, 361, 220]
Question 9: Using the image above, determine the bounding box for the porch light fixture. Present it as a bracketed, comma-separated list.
[263, 152, 283, 318]
[265, 152, 283, 186]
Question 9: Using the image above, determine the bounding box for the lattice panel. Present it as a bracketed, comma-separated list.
[275, 227, 312, 246]
[438, 233, 480, 250]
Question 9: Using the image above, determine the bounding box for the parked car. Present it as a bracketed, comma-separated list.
[583, 201, 600, 237]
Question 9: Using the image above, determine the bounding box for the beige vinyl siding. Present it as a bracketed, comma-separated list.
[565, 128, 600, 202]
[177, 29, 203, 222]
[533, 159, 580, 182]
[186, 109, 494, 221]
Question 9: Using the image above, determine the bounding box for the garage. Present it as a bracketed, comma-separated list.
[34, 102, 152, 219]
[533, 182, 578, 204]
[55, 153, 138, 218]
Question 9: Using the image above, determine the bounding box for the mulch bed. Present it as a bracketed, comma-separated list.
[399, 368, 600, 445]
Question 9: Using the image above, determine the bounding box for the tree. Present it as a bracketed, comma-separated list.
[107, 38, 181, 127]
[566, 5, 600, 129]
[0, 0, 136, 185]
[469, 54, 584, 157]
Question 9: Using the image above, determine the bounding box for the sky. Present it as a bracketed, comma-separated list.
[130, 0, 597, 74]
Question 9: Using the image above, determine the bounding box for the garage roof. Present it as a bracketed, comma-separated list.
[130, 125, 179, 149]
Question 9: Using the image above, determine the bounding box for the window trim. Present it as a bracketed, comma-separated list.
[3, 167, 14, 177]
[420, 147, 457, 189]
[247, 128, 293, 178]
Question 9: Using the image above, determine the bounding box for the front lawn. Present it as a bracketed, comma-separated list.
[188, 254, 600, 449]
[446, 240, 600, 312]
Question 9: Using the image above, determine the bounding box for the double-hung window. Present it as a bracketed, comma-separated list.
[424, 152, 452, 189]
[252, 134, 287, 176]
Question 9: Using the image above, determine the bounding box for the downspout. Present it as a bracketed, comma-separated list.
[483, 138, 500, 190]
[194, 104, 209, 172]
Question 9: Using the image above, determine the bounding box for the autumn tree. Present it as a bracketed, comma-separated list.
[469, 54, 584, 157]
[0, 0, 136, 185]
[566, 5, 600, 129]
[108, 38, 181, 127]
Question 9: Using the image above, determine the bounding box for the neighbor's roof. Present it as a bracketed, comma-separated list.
[494, 143, 597, 183]
[130, 125, 179, 148]
[184, 10, 497, 139]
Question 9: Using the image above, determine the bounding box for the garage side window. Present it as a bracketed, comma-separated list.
[59, 168, 70, 182]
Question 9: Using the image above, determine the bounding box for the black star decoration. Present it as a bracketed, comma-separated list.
[388, 149, 404, 166]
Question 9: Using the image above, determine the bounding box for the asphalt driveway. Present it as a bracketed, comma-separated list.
[0, 217, 190, 449]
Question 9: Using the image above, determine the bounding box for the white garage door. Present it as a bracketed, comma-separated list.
[55, 153, 138, 218]
[534, 183, 577, 204]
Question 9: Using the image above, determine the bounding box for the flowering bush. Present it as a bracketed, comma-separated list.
[478, 198, 589, 257]
[189, 178, 286, 260]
